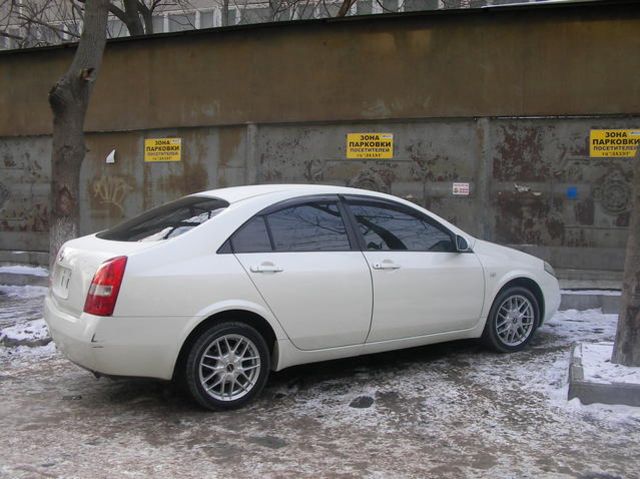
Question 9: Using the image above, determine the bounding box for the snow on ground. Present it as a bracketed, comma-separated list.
[0, 283, 54, 363]
[1, 286, 639, 478]
[0, 318, 50, 345]
[579, 342, 640, 385]
[0, 264, 49, 277]
[0, 284, 48, 299]
[0, 284, 47, 331]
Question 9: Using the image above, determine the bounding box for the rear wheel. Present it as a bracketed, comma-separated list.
[482, 286, 540, 353]
[185, 322, 270, 410]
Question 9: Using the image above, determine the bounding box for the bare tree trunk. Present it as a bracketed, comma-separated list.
[612, 146, 640, 366]
[122, 0, 144, 36]
[221, 0, 229, 27]
[47, 0, 109, 269]
[139, 5, 154, 34]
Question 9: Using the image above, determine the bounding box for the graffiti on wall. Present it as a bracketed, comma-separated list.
[92, 175, 132, 213]
[593, 168, 632, 215]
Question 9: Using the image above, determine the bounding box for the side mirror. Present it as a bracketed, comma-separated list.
[456, 235, 470, 252]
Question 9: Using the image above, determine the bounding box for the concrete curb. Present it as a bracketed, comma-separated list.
[568, 343, 640, 407]
[0, 250, 48, 267]
[559, 293, 621, 314]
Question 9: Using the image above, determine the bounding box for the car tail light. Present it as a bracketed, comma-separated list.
[83, 256, 128, 316]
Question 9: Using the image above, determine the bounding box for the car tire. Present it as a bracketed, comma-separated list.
[185, 321, 271, 411]
[481, 286, 540, 353]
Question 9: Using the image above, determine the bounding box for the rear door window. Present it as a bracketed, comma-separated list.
[97, 196, 228, 242]
[265, 202, 351, 252]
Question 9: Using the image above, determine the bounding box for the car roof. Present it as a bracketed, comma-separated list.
[192, 184, 393, 203]
[191, 183, 471, 241]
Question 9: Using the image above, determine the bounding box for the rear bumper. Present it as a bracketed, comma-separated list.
[44, 295, 181, 380]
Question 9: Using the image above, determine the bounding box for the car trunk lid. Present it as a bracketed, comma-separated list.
[50, 235, 158, 317]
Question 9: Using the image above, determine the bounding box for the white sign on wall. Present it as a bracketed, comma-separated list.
[452, 182, 470, 196]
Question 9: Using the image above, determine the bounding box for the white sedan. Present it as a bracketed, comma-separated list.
[44, 184, 560, 410]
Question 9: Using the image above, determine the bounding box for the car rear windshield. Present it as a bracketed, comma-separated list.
[97, 196, 229, 242]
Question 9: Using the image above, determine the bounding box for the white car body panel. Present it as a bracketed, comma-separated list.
[235, 251, 372, 350]
[44, 184, 561, 381]
[362, 250, 485, 342]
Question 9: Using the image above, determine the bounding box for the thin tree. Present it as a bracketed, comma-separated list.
[48, 0, 109, 266]
[612, 146, 640, 367]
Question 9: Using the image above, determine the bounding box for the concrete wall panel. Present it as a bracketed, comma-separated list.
[0, 3, 637, 273]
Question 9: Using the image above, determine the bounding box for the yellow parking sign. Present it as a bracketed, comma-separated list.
[144, 138, 182, 162]
[347, 133, 394, 159]
[590, 129, 640, 157]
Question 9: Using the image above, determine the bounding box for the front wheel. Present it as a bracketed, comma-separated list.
[482, 286, 540, 353]
[184, 322, 271, 410]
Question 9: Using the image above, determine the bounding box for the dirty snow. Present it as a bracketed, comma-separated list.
[0, 264, 49, 277]
[1, 287, 639, 478]
[0, 284, 47, 331]
[579, 342, 640, 385]
[0, 317, 50, 343]
[0, 284, 48, 299]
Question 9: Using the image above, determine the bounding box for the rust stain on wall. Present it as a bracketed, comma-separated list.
[574, 198, 595, 226]
[164, 162, 209, 195]
[347, 167, 394, 193]
[494, 125, 550, 182]
[495, 191, 565, 245]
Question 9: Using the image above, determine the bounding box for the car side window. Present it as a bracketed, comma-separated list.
[231, 217, 273, 253]
[265, 202, 351, 252]
[348, 202, 455, 252]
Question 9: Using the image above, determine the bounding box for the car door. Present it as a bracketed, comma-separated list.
[344, 196, 485, 343]
[230, 196, 373, 351]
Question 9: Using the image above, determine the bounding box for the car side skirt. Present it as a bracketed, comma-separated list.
[273, 319, 487, 371]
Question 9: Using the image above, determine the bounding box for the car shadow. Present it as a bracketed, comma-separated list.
[91, 338, 485, 413]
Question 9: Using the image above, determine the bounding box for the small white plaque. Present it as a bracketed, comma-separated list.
[452, 182, 470, 196]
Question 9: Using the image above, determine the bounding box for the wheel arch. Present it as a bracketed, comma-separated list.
[172, 309, 279, 381]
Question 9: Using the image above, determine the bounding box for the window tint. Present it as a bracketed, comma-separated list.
[97, 196, 228, 242]
[266, 202, 351, 251]
[231, 217, 272, 253]
[349, 202, 454, 252]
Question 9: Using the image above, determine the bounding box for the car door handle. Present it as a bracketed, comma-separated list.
[372, 261, 400, 270]
[250, 264, 284, 273]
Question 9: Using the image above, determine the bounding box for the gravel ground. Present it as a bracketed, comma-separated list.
[1, 285, 639, 479]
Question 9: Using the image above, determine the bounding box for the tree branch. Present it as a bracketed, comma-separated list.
[336, 0, 357, 17]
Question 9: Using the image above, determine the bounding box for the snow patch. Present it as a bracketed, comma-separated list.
[578, 342, 640, 385]
[0, 284, 48, 299]
[0, 265, 49, 277]
[0, 318, 51, 346]
[543, 308, 619, 343]
[0, 340, 56, 361]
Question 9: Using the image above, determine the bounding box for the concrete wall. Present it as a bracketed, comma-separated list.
[0, 1, 638, 271]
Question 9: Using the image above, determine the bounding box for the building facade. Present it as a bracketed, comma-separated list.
[0, 1, 637, 278]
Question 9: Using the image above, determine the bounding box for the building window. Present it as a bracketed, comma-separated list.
[200, 10, 214, 28]
[168, 13, 196, 32]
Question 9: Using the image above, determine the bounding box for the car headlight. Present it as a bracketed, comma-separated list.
[544, 261, 556, 278]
